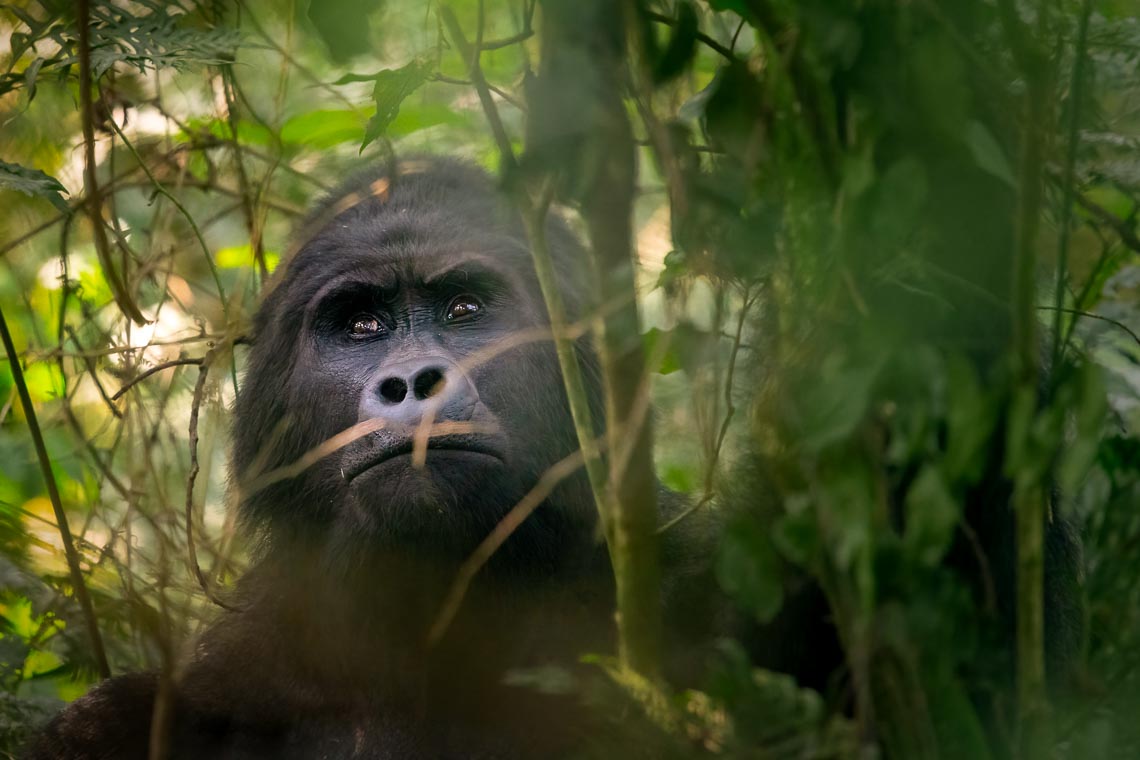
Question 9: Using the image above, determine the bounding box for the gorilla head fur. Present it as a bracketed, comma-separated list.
[26, 157, 680, 759]
[232, 158, 600, 567]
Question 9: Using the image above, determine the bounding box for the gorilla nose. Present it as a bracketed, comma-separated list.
[378, 367, 444, 405]
[362, 359, 478, 429]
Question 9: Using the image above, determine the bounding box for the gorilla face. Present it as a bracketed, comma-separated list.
[232, 161, 596, 559]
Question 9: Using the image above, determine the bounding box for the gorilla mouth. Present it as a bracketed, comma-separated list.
[344, 436, 504, 482]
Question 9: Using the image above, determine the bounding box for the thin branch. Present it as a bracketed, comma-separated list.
[643, 9, 735, 59]
[1039, 306, 1140, 350]
[237, 0, 359, 111]
[517, 190, 610, 531]
[185, 345, 238, 611]
[0, 304, 110, 678]
[0, 164, 149, 259]
[104, 117, 229, 318]
[63, 326, 122, 419]
[730, 17, 746, 51]
[1072, 189, 1140, 255]
[111, 358, 204, 401]
[439, 4, 517, 166]
[657, 288, 755, 535]
[430, 73, 524, 110]
[480, 29, 533, 51]
[77, 0, 146, 326]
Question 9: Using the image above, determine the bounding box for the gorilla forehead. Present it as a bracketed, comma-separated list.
[250, 157, 591, 348]
[280, 229, 536, 318]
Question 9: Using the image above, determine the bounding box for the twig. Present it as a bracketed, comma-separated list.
[657, 288, 755, 535]
[1039, 306, 1140, 349]
[1071, 189, 1140, 255]
[439, 4, 517, 166]
[518, 187, 610, 538]
[430, 73, 523, 110]
[185, 345, 238, 611]
[111, 358, 204, 401]
[104, 117, 230, 315]
[643, 9, 735, 59]
[237, 0, 360, 112]
[77, 0, 146, 326]
[730, 17, 746, 51]
[63, 326, 122, 419]
[0, 304, 110, 678]
[480, 29, 533, 51]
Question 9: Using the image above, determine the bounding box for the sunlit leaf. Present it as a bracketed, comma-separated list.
[281, 109, 368, 149]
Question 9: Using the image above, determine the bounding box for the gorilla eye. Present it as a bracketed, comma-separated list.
[348, 313, 383, 337]
[445, 295, 483, 322]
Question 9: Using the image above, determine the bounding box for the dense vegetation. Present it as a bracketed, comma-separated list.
[1, 0, 1139, 756]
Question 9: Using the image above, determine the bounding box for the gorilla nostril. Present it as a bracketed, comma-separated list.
[413, 368, 445, 400]
[379, 377, 408, 404]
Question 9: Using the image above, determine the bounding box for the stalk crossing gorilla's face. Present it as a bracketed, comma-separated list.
[232, 160, 598, 559]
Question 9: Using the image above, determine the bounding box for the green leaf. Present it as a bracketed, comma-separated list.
[0, 160, 69, 211]
[88, 6, 241, 76]
[1004, 385, 1057, 490]
[641, 327, 682, 375]
[1057, 364, 1108, 494]
[23, 56, 45, 103]
[789, 354, 883, 452]
[841, 144, 875, 202]
[660, 462, 698, 494]
[352, 59, 435, 151]
[965, 121, 1016, 188]
[772, 495, 820, 566]
[943, 356, 997, 482]
[186, 118, 276, 148]
[388, 104, 469, 138]
[717, 517, 784, 623]
[904, 466, 960, 566]
[870, 158, 928, 246]
[281, 109, 368, 149]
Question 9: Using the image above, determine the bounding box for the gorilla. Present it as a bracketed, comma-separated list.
[26, 157, 1082, 759]
[27, 157, 712, 759]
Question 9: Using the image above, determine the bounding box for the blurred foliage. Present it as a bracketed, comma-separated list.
[0, 0, 1139, 757]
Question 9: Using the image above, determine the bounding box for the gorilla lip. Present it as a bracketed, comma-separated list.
[345, 437, 503, 481]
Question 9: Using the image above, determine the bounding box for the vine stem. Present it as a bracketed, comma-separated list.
[0, 305, 110, 678]
[438, 4, 609, 521]
[999, 0, 1052, 748]
[1049, 0, 1094, 373]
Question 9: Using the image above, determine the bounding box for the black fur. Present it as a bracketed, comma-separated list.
[27, 158, 639, 759]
